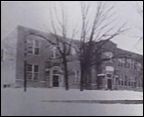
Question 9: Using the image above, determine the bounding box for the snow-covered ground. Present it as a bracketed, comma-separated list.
[1, 88, 143, 116]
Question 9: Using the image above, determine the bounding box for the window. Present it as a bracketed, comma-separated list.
[27, 39, 33, 54]
[34, 65, 39, 80]
[53, 70, 59, 74]
[137, 63, 142, 71]
[72, 69, 80, 84]
[134, 63, 137, 70]
[45, 69, 50, 81]
[53, 62, 60, 66]
[124, 75, 129, 86]
[131, 77, 136, 87]
[127, 59, 131, 68]
[131, 60, 139, 70]
[102, 51, 113, 59]
[34, 48, 39, 55]
[27, 64, 32, 71]
[27, 72, 33, 80]
[71, 47, 76, 55]
[129, 77, 133, 87]
[27, 39, 40, 55]
[34, 40, 40, 55]
[115, 76, 119, 85]
[27, 64, 39, 80]
[121, 75, 125, 86]
[52, 46, 57, 58]
[34, 65, 39, 72]
[118, 58, 125, 67]
[27, 64, 33, 80]
[131, 60, 134, 69]
[107, 74, 112, 78]
[121, 76, 124, 86]
[125, 59, 131, 68]
[117, 75, 122, 85]
[76, 70, 80, 83]
[118, 58, 133, 68]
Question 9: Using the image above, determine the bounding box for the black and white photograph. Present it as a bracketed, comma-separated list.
[1, 1, 143, 116]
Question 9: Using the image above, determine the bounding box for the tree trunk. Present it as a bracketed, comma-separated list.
[63, 56, 69, 90]
[80, 61, 85, 91]
[85, 67, 92, 90]
[95, 64, 102, 89]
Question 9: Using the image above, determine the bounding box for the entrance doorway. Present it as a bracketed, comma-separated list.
[53, 75, 59, 87]
[107, 79, 112, 90]
[97, 75, 105, 89]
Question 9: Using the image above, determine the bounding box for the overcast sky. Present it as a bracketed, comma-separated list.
[1, 1, 143, 54]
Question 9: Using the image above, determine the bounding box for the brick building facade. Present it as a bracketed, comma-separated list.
[95, 41, 143, 91]
[1, 26, 143, 91]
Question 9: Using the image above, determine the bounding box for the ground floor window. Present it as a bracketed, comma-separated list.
[45, 69, 50, 81]
[72, 69, 80, 84]
[27, 64, 39, 80]
[116, 75, 143, 88]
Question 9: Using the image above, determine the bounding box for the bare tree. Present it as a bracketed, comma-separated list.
[137, 4, 143, 17]
[48, 3, 80, 90]
[134, 5, 143, 55]
[35, 2, 77, 90]
[78, 2, 127, 91]
[136, 5, 143, 85]
[137, 5, 143, 40]
[49, 3, 70, 90]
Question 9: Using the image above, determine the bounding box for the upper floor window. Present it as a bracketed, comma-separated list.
[124, 59, 131, 68]
[118, 58, 125, 67]
[50, 45, 59, 58]
[52, 46, 57, 58]
[117, 58, 142, 71]
[53, 69, 59, 74]
[102, 51, 113, 59]
[71, 47, 76, 55]
[107, 74, 112, 78]
[136, 63, 142, 71]
[34, 40, 40, 55]
[27, 39, 40, 55]
[131, 60, 142, 71]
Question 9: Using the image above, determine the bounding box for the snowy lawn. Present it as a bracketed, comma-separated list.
[1, 88, 143, 116]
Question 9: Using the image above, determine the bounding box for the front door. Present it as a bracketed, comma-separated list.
[107, 79, 112, 90]
[53, 75, 59, 87]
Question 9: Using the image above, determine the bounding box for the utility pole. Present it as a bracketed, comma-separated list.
[24, 60, 27, 92]
[24, 35, 28, 92]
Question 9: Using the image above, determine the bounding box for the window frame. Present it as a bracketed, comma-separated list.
[26, 64, 39, 80]
[27, 39, 40, 55]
